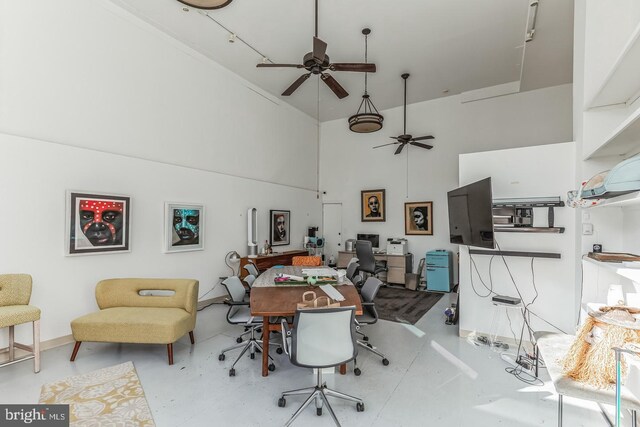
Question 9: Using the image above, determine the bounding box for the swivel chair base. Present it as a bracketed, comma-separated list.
[218, 326, 281, 376]
[353, 340, 389, 376]
[278, 369, 364, 427]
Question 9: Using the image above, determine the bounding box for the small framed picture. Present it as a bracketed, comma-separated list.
[165, 203, 205, 253]
[405, 201, 433, 235]
[270, 210, 290, 246]
[361, 189, 385, 222]
[66, 191, 130, 255]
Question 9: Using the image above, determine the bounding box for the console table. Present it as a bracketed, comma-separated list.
[337, 251, 412, 285]
[239, 250, 309, 279]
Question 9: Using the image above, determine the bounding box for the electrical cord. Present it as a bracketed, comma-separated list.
[468, 249, 495, 298]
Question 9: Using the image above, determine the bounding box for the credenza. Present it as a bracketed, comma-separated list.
[337, 251, 412, 285]
[239, 250, 309, 279]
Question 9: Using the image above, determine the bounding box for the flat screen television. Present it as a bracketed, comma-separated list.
[447, 177, 495, 249]
[356, 233, 380, 249]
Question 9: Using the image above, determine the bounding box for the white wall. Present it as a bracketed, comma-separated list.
[319, 84, 573, 272]
[458, 142, 577, 338]
[0, 0, 321, 344]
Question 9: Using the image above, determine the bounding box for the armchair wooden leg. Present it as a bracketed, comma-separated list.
[8, 326, 14, 361]
[189, 331, 195, 345]
[33, 320, 40, 373]
[70, 341, 82, 362]
[167, 343, 174, 365]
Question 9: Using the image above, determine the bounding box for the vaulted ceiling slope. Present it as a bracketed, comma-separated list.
[109, 0, 573, 121]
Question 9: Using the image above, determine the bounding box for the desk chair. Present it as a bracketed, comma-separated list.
[218, 276, 281, 376]
[0, 274, 40, 373]
[353, 277, 389, 376]
[243, 263, 259, 278]
[345, 260, 363, 289]
[355, 240, 387, 281]
[278, 307, 364, 427]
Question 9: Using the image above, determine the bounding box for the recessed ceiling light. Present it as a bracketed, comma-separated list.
[182, 7, 189, 12]
[176, 0, 233, 10]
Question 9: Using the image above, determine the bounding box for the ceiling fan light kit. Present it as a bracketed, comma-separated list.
[176, 0, 232, 10]
[348, 28, 384, 133]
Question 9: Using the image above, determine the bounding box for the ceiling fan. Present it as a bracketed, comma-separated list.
[374, 73, 434, 155]
[256, 0, 376, 99]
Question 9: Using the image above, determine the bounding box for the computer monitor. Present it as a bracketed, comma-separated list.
[357, 233, 380, 249]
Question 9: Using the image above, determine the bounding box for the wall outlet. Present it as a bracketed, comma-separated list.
[582, 223, 594, 235]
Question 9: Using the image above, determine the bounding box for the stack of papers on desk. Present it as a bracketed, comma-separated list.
[301, 268, 338, 277]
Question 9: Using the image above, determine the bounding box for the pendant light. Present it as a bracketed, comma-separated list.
[348, 28, 384, 133]
[177, 0, 232, 9]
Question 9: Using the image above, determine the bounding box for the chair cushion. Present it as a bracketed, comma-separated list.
[228, 306, 262, 325]
[71, 307, 191, 344]
[0, 305, 40, 328]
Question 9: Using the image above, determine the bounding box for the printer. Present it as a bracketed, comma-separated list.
[386, 238, 408, 255]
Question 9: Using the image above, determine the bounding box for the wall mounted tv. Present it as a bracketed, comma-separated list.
[447, 177, 495, 249]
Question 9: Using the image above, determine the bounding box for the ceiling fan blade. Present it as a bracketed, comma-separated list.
[410, 135, 435, 141]
[330, 63, 377, 73]
[313, 36, 327, 63]
[257, 63, 305, 68]
[282, 73, 311, 96]
[409, 141, 433, 150]
[394, 144, 406, 155]
[321, 73, 349, 99]
[373, 142, 399, 149]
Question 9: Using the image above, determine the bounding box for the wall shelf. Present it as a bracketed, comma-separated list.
[469, 249, 561, 259]
[494, 227, 565, 233]
[584, 102, 640, 159]
[585, 190, 640, 209]
[587, 21, 640, 110]
[582, 255, 640, 283]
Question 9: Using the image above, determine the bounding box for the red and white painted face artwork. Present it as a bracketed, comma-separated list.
[78, 199, 125, 246]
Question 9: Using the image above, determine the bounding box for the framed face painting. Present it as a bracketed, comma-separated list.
[361, 189, 385, 222]
[66, 191, 130, 255]
[165, 203, 205, 253]
[405, 201, 433, 235]
[270, 210, 290, 246]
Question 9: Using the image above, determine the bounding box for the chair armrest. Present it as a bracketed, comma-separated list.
[361, 302, 375, 307]
[224, 299, 249, 306]
[281, 319, 292, 356]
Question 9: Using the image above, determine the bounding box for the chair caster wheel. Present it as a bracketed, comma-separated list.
[382, 358, 389, 366]
[367, 343, 373, 348]
[316, 408, 322, 416]
[218, 354, 225, 361]
[356, 402, 365, 412]
[278, 397, 286, 408]
[229, 368, 235, 377]
[268, 363, 276, 372]
[362, 336, 369, 341]
[250, 353, 255, 360]
[276, 347, 283, 354]
[236, 337, 243, 343]
[354, 368, 361, 376]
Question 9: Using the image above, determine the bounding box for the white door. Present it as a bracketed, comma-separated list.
[322, 203, 342, 265]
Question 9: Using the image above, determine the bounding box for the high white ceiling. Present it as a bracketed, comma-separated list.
[109, 0, 573, 121]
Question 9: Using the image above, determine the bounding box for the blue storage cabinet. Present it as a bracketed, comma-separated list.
[426, 250, 453, 292]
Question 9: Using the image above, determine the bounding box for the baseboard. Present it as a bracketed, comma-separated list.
[197, 296, 225, 310]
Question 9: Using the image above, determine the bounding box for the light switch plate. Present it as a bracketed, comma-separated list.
[582, 223, 594, 235]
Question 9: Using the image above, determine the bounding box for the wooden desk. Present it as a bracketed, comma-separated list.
[337, 251, 412, 285]
[250, 266, 362, 377]
[239, 250, 308, 279]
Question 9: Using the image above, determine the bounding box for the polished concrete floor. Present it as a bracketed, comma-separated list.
[0, 297, 617, 426]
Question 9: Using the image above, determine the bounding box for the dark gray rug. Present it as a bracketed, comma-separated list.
[375, 287, 443, 324]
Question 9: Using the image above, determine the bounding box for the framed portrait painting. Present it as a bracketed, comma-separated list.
[66, 191, 130, 255]
[165, 203, 205, 253]
[270, 209, 290, 246]
[361, 189, 385, 222]
[405, 201, 433, 235]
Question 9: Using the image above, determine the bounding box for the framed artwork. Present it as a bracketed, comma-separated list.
[361, 189, 386, 222]
[270, 209, 290, 246]
[165, 203, 205, 253]
[405, 201, 433, 235]
[66, 191, 130, 255]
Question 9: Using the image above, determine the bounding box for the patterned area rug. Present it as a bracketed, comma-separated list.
[375, 287, 443, 324]
[40, 361, 154, 426]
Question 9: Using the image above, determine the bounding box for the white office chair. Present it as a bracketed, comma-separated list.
[218, 276, 281, 376]
[278, 307, 364, 427]
[243, 263, 259, 278]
